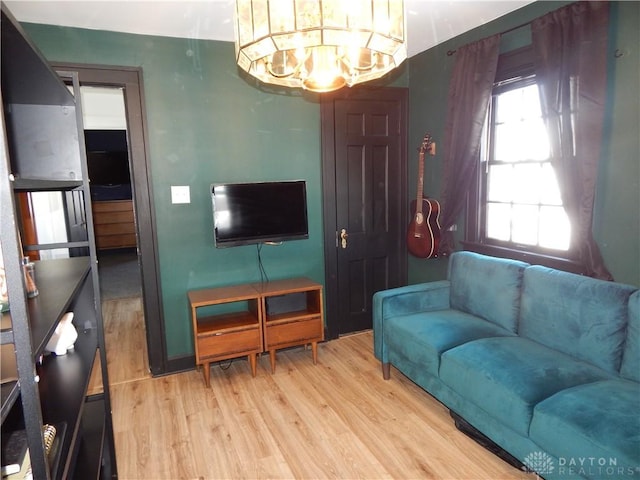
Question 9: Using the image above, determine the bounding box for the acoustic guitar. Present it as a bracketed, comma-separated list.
[407, 134, 441, 258]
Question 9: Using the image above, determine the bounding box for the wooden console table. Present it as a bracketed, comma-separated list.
[188, 284, 262, 388]
[255, 278, 324, 374]
[188, 278, 324, 387]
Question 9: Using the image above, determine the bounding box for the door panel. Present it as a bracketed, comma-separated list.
[323, 88, 407, 337]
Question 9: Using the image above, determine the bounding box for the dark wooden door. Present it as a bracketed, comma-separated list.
[322, 88, 407, 337]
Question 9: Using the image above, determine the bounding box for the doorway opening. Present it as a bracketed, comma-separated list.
[81, 85, 149, 384]
[52, 63, 168, 376]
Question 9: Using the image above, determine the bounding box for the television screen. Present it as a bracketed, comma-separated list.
[86, 151, 130, 185]
[212, 181, 309, 247]
[84, 130, 130, 186]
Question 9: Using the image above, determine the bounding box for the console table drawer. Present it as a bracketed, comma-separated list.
[265, 317, 323, 348]
[198, 328, 261, 361]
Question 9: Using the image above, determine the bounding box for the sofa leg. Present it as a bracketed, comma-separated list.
[382, 362, 391, 380]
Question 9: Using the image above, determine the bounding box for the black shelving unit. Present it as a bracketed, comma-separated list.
[1, 3, 117, 479]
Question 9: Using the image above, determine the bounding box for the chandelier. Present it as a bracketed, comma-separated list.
[234, 0, 407, 93]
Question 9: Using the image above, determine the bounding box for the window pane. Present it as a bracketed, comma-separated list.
[487, 165, 513, 202]
[494, 123, 526, 161]
[521, 84, 542, 117]
[495, 116, 549, 162]
[512, 163, 541, 204]
[495, 84, 541, 121]
[495, 83, 549, 162]
[539, 163, 563, 205]
[486, 203, 511, 241]
[512, 204, 538, 245]
[539, 206, 570, 250]
[496, 87, 523, 123]
[522, 117, 550, 160]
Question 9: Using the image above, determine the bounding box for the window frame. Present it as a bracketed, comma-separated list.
[464, 46, 583, 273]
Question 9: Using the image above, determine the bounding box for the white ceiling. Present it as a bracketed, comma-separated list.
[5, 0, 534, 58]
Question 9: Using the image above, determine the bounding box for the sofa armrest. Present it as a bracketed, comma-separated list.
[373, 281, 451, 361]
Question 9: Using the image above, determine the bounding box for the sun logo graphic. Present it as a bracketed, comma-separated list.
[524, 451, 555, 475]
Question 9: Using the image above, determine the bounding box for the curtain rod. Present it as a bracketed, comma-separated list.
[446, 20, 531, 56]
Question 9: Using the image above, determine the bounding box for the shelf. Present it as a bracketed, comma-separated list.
[38, 326, 98, 480]
[72, 398, 106, 480]
[0, 381, 19, 424]
[28, 258, 90, 359]
[1, 4, 117, 477]
[1, 311, 14, 345]
[11, 178, 84, 191]
[1, 343, 19, 421]
[1, 5, 75, 107]
[188, 283, 259, 307]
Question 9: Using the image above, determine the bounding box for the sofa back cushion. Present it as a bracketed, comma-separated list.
[519, 266, 637, 374]
[448, 251, 528, 333]
[620, 290, 640, 381]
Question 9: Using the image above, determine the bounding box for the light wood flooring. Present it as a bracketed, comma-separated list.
[96, 297, 534, 479]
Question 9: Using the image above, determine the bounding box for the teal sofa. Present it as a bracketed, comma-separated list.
[373, 251, 639, 479]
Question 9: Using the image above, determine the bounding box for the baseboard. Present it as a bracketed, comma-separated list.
[161, 354, 259, 376]
[161, 354, 196, 376]
[449, 411, 526, 471]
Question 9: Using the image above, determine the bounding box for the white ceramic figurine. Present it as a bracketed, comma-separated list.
[45, 312, 78, 355]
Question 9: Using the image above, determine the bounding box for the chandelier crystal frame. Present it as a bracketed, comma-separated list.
[234, 0, 407, 92]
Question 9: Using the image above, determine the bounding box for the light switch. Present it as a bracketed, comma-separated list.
[171, 185, 190, 204]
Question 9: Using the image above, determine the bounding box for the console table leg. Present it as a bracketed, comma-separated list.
[269, 350, 276, 374]
[203, 362, 211, 387]
[311, 342, 318, 365]
[249, 354, 257, 377]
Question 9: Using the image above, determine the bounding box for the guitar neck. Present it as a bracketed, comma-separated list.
[415, 151, 425, 213]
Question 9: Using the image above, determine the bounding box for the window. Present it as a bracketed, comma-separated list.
[468, 46, 574, 264]
[482, 79, 570, 252]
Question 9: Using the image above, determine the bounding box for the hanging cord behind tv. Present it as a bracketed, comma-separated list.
[257, 243, 270, 284]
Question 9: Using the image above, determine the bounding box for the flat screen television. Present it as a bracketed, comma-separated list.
[211, 180, 309, 248]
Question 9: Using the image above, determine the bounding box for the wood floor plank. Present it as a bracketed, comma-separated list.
[103, 296, 533, 479]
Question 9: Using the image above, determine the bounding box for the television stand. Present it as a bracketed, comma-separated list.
[255, 278, 324, 373]
[188, 278, 324, 386]
[188, 284, 262, 387]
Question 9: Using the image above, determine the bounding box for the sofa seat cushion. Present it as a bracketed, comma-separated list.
[384, 309, 514, 377]
[439, 337, 611, 437]
[530, 379, 640, 473]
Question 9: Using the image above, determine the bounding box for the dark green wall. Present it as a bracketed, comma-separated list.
[23, 25, 328, 358]
[22, 1, 639, 359]
[407, 1, 639, 287]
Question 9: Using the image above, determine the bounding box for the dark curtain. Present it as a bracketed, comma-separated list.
[531, 2, 613, 280]
[438, 34, 501, 256]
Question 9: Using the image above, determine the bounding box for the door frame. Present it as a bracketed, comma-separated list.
[321, 87, 409, 340]
[51, 62, 168, 375]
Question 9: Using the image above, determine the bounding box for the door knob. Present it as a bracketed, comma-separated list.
[340, 228, 348, 249]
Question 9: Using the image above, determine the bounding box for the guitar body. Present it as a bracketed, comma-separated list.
[407, 196, 441, 258]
